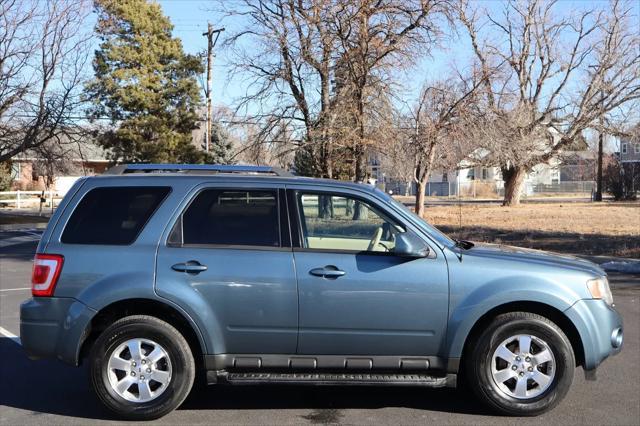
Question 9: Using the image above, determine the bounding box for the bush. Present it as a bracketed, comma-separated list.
[604, 157, 639, 200]
[0, 163, 13, 192]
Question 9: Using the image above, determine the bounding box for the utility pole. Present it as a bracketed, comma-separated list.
[203, 23, 225, 153]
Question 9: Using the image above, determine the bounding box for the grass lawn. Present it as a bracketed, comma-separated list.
[422, 202, 640, 258]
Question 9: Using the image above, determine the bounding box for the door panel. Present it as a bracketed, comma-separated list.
[156, 247, 297, 354]
[295, 251, 448, 355]
[290, 189, 449, 356]
[155, 186, 297, 354]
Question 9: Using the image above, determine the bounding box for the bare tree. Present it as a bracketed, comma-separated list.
[222, 0, 339, 177]
[233, 119, 298, 168]
[330, 0, 447, 181]
[458, 0, 640, 205]
[222, 0, 447, 180]
[0, 0, 91, 162]
[403, 76, 481, 216]
[379, 136, 414, 195]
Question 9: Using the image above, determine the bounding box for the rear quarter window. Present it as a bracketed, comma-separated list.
[61, 186, 170, 245]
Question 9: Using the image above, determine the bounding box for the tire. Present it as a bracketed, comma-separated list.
[89, 315, 195, 420]
[465, 312, 575, 416]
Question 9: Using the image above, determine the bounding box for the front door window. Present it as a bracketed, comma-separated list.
[296, 192, 407, 253]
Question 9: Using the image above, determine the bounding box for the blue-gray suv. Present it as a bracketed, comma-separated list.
[20, 164, 623, 419]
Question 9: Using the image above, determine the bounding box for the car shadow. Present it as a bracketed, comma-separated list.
[178, 382, 487, 415]
[0, 338, 111, 419]
[0, 338, 489, 420]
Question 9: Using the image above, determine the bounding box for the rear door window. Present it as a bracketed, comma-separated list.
[62, 186, 170, 245]
[170, 189, 281, 247]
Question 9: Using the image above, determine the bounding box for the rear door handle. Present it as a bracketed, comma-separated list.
[172, 261, 208, 274]
[309, 266, 346, 279]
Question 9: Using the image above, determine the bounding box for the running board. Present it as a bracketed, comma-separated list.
[214, 371, 456, 388]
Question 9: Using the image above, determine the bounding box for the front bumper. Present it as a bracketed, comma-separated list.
[564, 299, 623, 370]
[20, 297, 96, 365]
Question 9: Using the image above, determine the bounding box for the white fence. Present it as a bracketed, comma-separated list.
[0, 190, 63, 209]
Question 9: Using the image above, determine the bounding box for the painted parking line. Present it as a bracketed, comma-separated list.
[0, 287, 31, 292]
[0, 325, 21, 345]
[24, 230, 43, 237]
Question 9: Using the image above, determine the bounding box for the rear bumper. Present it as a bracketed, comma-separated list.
[564, 299, 623, 370]
[20, 297, 96, 365]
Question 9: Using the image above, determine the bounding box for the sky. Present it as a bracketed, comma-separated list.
[154, 0, 632, 109]
[157, 0, 483, 108]
[83, 0, 637, 150]
[156, 0, 483, 108]
[156, 0, 240, 107]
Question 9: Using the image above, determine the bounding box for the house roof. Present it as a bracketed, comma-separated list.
[13, 139, 109, 163]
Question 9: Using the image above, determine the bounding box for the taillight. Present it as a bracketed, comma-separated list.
[31, 254, 64, 297]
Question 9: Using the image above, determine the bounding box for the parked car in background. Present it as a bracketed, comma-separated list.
[20, 164, 623, 419]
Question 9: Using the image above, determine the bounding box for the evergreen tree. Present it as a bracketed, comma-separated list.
[209, 122, 234, 164]
[86, 0, 208, 163]
[293, 142, 318, 177]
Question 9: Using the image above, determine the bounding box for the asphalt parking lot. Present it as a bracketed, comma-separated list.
[1, 229, 639, 425]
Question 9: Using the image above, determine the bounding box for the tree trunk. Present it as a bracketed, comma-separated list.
[318, 194, 333, 219]
[502, 165, 528, 206]
[415, 180, 426, 217]
[346, 198, 354, 216]
[352, 200, 369, 220]
[413, 144, 436, 217]
[354, 144, 366, 182]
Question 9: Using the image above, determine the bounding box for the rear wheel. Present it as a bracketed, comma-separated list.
[465, 312, 575, 416]
[89, 315, 195, 420]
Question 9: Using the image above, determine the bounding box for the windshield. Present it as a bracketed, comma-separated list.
[375, 188, 456, 248]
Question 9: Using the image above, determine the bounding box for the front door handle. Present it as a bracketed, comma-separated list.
[172, 261, 208, 274]
[309, 266, 346, 279]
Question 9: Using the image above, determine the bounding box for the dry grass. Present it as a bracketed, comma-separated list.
[421, 202, 640, 258]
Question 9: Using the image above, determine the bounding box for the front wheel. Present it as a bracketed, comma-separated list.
[465, 312, 575, 416]
[89, 315, 195, 420]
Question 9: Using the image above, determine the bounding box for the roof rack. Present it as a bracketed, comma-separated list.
[104, 164, 294, 177]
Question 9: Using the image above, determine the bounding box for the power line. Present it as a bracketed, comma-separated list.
[7, 113, 427, 131]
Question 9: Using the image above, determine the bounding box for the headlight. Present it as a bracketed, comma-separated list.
[587, 277, 614, 306]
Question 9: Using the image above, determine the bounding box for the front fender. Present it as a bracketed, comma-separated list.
[445, 275, 581, 360]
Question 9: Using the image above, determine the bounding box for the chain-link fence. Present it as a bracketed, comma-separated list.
[384, 180, 596, 198]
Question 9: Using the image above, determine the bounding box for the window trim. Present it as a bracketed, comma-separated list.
[166, 186, 287, 250]
[289, 188, 433, 257]
[621, 143, 627, 154]
[60, 186, 172, 246]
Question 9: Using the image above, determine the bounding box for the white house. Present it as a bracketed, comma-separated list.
[421, 126, 591, 197]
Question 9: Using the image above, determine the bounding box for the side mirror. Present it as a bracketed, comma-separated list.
[394, 232, 430, 258]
